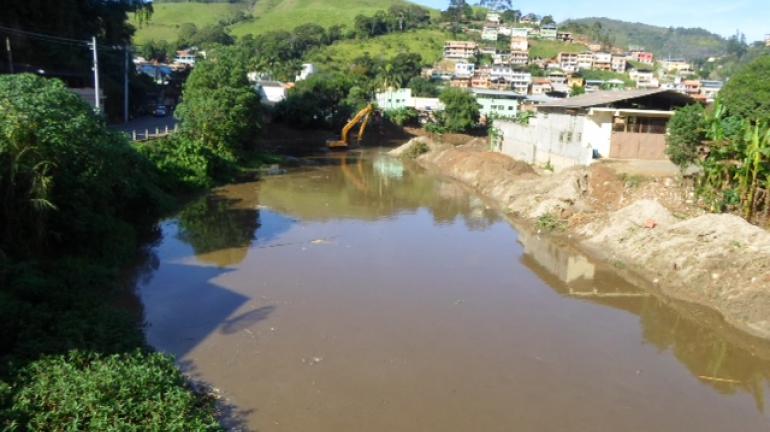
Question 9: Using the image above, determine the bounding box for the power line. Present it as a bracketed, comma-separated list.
[0, 24, 144, 50]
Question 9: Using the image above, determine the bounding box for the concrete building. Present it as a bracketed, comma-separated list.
[592, 52, 612, 71]
[486, 12, 501, 23]
[628, 50, 655, 64]
[174, 49, 197, 66]
[495, 89, 693, 169]
[376, 88, 443, 113]
[510, 27, 530, 38]
[629, 69, 659, 88]
[482, 26, 499, 41]
[444, 41, 479, 60]
[577, 52, 594, 70]
[556, 32, 574, 43]
[531, 78, 553, 95]
[558, 52, 579, 73]
[660, 59, 693, 74]
[472, 88, 526, 119]
[611, 55, 627, 73]
[254, 80, 288, 106]
[509, 51, 529, 65]
[539, 24, 558, 40]
[454, 62, 476, 78]
[700, 80, 724, 102]
[295, 63, 316, 81]
[510, 37, 529, 52]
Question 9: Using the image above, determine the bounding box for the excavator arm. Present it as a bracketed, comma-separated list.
[328, 104, 375, 149]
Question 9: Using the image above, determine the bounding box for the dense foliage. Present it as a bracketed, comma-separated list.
[0, 74, 166, 260]
[718, 55, 770, 123]
[6, 351, 223, 431]
[353, 5, 432, 38]
[275, 73, 355, 130]
[437, 88, 481, 133]
[0, 74, 227, 430]
[666, 104, 707, 170]
[385, 107, 420, 127]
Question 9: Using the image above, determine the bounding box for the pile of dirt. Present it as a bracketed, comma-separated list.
[409, 135, 770, 340]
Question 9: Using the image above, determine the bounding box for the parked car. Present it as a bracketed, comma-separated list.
[152, 105, 168, 117]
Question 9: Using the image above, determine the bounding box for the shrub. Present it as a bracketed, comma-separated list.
[438, 88, 480, 133]
[7, 351, 223, 431]
[536, 213, 566, 232]
[385, 107, 419, 126]
[666, 104, 706, 170]
[403, 141, 430, 159]
[718, 56, 770, 122]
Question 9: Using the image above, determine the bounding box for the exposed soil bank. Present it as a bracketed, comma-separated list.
[393, 137, 770, 340]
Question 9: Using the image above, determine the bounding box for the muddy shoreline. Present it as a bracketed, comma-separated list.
[392, 136, 770, 342]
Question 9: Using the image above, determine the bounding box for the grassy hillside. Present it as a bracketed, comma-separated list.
[230, 0, 416, 37]
[562, 17, 728, 60]
[529, 40, 588, 59]
[307, 29, 449, 69]
[134, 0, 429, 43]
[133, 2, 248, 43]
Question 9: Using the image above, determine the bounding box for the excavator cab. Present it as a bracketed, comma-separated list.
[327, 104, 375, 149]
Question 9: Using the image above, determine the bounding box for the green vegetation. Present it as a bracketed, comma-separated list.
[528, 40, 588, 59]
[233, 0, 421, 38]
[436, 88, 480, 133]
[308, 29, 449, 70]
[385, 107, 420, 127]
[8, 351, 222, 431]
[581, 69, 635, 87]
[666, 104, 707, 170]
[667, 56, 770, 223]
[403, 141, 431, 159]
[133, 2, 246, 43]
[0, 73, 226, 429]
[718, 56, 770, 123]
[536, 213, 566, 232]
[562, 17, 728, 60]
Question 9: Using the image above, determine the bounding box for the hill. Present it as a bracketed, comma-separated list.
[133, 0, 429, 43]
[307, 29, 450, 69]
[133, 2, 248, 43]
[562, 17, 728, 60]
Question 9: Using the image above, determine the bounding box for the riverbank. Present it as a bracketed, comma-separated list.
[392, 136, 770, 341]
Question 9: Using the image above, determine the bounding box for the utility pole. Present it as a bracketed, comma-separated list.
[124, 44, 129, 123]
[5, 37, 13, 74]
[90, 36, 101, 111]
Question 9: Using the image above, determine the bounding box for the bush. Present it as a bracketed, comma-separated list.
[438, 88, 480, 133]
[666, 104, 706, 170]
[7, 351, 223, 431]
[0, 74, 169, 259]
[718, 56, 770, 122]
[385, 107, 419, 126]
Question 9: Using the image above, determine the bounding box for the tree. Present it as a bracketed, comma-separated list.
[665, 104, 707, 170]
[408, 77, 440, 97]
[570, 84, 585, 97]
[177, 22, 199, 47]
[541, 15, 556, 26]
[438, 88, 480, 132]
[175, 46, 262, 158]
[275, 73, 354, 130]
[478, 0, 513, 11]
[718, 55, 770, 122]
[0, 74, 165, 257]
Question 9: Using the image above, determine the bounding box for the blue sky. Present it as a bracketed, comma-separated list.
[413, 0, 768, 42]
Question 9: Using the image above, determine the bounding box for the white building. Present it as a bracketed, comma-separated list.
[510, 37, 529, 52]
[472, 88, 525, 119]
[577, 52, 594, 70]
[496, 89, 693, 169]
[498, 26, 513, 37]
[510, 27, 530, 38]
[444, 41, 479, 60]
[376, 88, 443, 113]
[486, 13, 501, 23]
[174, 49, 197, 66]
[629, 69, 659, 88]
[295, 63, 316, 81]
[454, 62, 476, 78]
[482, 27, 499, 41]
[254, 81, 287, 105]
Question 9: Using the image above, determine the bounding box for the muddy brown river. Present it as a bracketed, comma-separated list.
[138, 150, 770, 431]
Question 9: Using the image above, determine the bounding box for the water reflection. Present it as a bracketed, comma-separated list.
[518, 230, 770, 412]
[249, 151, 498, 229]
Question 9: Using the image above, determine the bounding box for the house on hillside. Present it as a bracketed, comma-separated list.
[539, 24, 558, 40]
[659, 58, 693, 75]
[611, 55, 627, 73]
[520, 14, 540, 25]
[629, 69, 659, 88]
[510, 27, 530, 38]
[592, 52, 612, 71]
[455, 62, 476, 78]
[174, 49, 198, 66]
[558, 52, 579, 73]
[444, 41, 479, 60]
[577, 52, 594, 70]
[700, 80, 723, 102]
[628, 50, 655, 64]
[254, 80, 288, 106]
[556, 32, 574, 43]
[509, 50, 529, 65]
[482, 26, 499, 41]
[495, 89, 694, 169]
[472, 88, 526, 119]
[510, 37, 529, 52]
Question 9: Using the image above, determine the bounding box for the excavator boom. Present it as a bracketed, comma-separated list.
[327, 104, 375, 149]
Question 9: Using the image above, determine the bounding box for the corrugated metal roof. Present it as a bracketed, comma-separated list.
[537, 89, 693, 109]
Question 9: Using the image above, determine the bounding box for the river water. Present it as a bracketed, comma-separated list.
[138, 150, 770, 431]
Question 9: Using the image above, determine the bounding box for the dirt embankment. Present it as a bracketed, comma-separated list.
[391, 137, 770, 340]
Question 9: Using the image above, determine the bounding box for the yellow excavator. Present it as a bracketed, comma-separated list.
[327, 104, 375, 149]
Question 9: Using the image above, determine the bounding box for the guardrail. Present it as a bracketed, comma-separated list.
[126, 124, 178, 142]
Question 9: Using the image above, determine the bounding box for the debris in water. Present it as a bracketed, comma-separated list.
[698, 375, 740, 384]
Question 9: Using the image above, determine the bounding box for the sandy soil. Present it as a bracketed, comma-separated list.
[390, 137, 770, 340]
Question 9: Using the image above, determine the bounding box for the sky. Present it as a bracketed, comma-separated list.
[413, 0, 768, 42]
